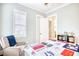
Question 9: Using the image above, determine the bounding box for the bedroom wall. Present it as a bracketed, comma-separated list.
[0, 3, 44, 43]
[47, 3, 79, 43]
[48, 3, 79, 36]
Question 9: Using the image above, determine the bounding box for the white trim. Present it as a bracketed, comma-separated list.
[47, 13, 57, 18]
[46, 3, 71, 15]
[19, 3, 71, 15]
[19, 3, 44, 15]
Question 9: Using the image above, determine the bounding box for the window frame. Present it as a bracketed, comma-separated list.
[12, 9, 27, 37]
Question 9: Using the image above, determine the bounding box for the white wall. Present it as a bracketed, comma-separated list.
[1, 4, 13, 36]
[0, 3, 44, 43]
[48, 4, 79, 36]
[1, 3, 79, 43]
[47, 3, 79, 43]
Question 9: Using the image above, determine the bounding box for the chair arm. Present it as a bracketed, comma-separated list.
[16, 42, 26, 46]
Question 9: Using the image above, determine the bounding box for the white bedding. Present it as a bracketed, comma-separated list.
[22, 40, 79, 56]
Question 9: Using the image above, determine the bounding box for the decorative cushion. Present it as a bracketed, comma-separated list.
[7, 35, 17, 46]
[0, 37, 10, 48]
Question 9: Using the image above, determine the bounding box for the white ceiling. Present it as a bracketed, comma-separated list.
[20, 3, 70, 15]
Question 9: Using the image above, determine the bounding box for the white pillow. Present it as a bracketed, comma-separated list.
[0, 37, 10, 48]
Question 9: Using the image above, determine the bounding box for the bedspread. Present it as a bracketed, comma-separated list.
[23, 40, 79, 56]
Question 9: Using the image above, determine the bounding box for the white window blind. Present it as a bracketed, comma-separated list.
[13, 9, 27, 37]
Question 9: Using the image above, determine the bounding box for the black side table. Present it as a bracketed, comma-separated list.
[67, 36, 75, 43]
[57, 35, 67, 41]
[57, 35, 75, 43]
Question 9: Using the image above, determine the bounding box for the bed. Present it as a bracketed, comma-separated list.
[22, 40, 79, 56]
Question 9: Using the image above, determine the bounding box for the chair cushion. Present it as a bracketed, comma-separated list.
[7, 35, 17, 46]
[3, 47, 20, 56]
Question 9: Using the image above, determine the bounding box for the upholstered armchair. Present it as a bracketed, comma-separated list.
[0, 35, 26, 56]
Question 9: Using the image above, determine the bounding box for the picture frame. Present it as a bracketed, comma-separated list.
[67, 36, 75, 43]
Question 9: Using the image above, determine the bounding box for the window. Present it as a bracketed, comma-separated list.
[13, 9, 27, 37]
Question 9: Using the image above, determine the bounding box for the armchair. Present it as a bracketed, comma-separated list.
[0, 35, 26, 56]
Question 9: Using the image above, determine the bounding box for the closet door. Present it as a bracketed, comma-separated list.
[39, 18, 49, 43]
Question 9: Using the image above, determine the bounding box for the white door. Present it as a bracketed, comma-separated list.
[39, 18, 49, 43]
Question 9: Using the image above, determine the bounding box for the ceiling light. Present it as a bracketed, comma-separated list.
[44, 3, 48, 6]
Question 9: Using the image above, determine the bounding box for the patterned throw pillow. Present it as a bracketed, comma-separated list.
[7, 35, 17, 46]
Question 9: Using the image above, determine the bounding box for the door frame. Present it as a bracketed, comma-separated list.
[36, 15, 43, 43]
[47, 14, 57, 40]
